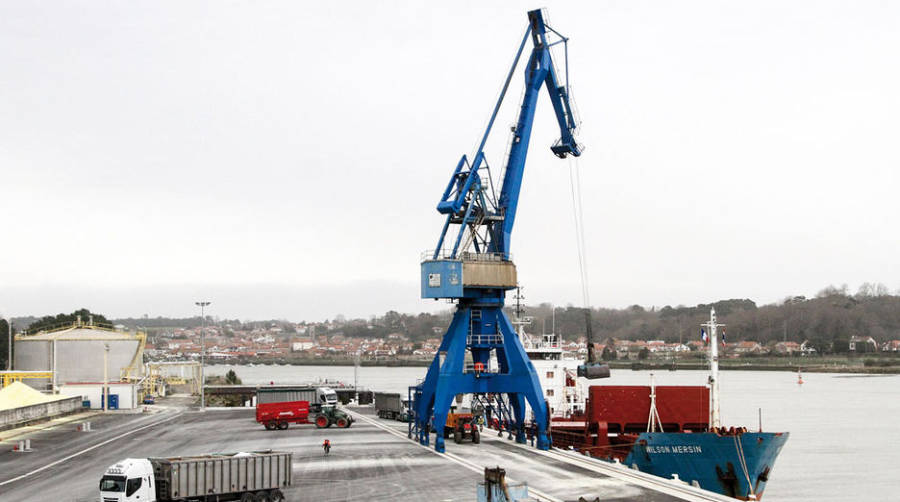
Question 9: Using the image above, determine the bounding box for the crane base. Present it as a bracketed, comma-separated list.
[412, 303, 550, 452]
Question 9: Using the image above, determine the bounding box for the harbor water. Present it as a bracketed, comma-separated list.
[206, 364, 900, 502]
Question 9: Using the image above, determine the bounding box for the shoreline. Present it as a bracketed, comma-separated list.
[191, 358, 900, 374]
[611, 361, 900, 374]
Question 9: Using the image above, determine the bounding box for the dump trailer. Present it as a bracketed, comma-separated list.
[374, 392, 409, 421]
[256, 400, 310, 430]
[99, 451, 291, 502]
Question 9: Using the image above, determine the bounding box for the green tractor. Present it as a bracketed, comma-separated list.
[311, 404, 354, 429]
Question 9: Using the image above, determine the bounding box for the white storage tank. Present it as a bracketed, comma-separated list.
[14, 321, 145, 391]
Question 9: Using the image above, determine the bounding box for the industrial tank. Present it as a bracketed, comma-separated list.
[14, 321, 144, 390]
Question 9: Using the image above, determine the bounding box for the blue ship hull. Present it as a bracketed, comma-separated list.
[623, 431, 789, 500]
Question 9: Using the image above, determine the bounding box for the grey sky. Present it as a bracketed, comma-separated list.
[1, 1, 897, 321]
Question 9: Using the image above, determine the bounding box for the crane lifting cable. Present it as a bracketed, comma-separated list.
[569, 156, 589, 309]
[571, 153, 610, 379]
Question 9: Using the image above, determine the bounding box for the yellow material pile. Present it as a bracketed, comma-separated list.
[0, 381, 65, 411]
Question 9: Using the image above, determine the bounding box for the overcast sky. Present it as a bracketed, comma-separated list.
[1, 1, 897, 321]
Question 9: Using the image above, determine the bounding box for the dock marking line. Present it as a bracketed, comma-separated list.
[348, 411, 563, 502]
[0, 410, 183, 487]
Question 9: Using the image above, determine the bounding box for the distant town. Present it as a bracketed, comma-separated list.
[138, 320, 899, 366]
[4, 284, 899, 371]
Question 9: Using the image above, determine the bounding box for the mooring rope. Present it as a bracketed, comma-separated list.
[733, 433, 756, 498]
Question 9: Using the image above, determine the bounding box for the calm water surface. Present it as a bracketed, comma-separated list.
[207, 364, 900, 502]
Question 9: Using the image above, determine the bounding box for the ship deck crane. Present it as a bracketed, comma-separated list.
[415, 9, 582, 453]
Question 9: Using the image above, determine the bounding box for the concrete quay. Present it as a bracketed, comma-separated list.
[0, 398, 732, 502]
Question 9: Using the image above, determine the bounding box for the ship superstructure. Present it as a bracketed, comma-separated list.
[511, 300, 585, 418]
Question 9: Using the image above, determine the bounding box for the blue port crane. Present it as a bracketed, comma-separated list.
[415, 9, 582, 453]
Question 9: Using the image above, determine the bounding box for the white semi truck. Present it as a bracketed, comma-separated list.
[99, 450, 291, 502]
[316, 387, 338, 406]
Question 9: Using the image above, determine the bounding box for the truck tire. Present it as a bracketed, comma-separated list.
[241, 493, 255, 502]
[454, 429, 463, 444]
[315, 414, 330, 428]
[472, 428, 480, 444]
[270, 490, 285, 502]
[336, 417, 349, 428]
[277, 421, 289, 430]
[257, 491, 272, 502]
[265, 421, 276, 431]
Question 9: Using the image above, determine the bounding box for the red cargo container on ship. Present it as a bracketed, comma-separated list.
[552, 385, 709, 460]
[256, 400, 310, 430]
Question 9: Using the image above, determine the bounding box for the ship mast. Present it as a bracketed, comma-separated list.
[701, 307, 724, 429]
[511, 286, 532, 344]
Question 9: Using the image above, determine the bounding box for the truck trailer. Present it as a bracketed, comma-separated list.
[255, 387, 351, 430]
[99, 450, 291, 502]
[256, 386, 337, 407]
[374, 392, 409, 421]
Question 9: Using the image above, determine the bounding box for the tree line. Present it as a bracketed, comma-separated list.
[524, 284, 900, 353]
[321, 284, 900, 354]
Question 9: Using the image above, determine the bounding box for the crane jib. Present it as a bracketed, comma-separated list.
[428, 8, 582, 269]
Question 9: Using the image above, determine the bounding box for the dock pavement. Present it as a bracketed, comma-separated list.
[0, 398, 732, 502]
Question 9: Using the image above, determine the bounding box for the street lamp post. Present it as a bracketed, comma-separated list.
[103, 343, 110, 412]
[195, 301, 211, 411]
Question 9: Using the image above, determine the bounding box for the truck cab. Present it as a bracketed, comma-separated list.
[316, 387, 338, 406]
[99, 458, 155, 502]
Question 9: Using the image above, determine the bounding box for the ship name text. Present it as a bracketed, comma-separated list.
[646, 445, 703, 454]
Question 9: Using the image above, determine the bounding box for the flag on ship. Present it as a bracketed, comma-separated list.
[701, 328, 708, 344]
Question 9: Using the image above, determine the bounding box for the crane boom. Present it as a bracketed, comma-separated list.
[431, 9, 581, 262]
[494, 9, 581, 256]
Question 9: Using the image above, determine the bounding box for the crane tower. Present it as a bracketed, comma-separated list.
[415, 9, 582, 452]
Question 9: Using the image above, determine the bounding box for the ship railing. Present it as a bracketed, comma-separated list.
[541, 334, 560, 348]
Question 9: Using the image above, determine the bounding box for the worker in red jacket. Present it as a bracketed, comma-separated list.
[322, 439, 331, 455]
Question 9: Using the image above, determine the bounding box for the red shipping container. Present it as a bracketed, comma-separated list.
[588, 385, 709, 433]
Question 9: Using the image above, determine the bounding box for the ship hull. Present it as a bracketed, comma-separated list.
[623, 431, 789, 500]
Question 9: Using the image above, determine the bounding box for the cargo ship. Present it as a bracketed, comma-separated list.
[549, 308, 788, 500]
